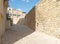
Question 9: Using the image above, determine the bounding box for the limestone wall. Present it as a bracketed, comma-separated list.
[25, 7, 36, 30]
[0, 0, 8, 43]
[25, 0, 60, 38]
[36, 0, 60, 38]
[4, 0, 9, 30]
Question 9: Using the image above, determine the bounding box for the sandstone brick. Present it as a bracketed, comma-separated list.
[25, 0, 60, 38]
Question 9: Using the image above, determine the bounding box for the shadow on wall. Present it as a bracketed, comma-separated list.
[25, 6, 36, 30]
[17, 18, 26, 25]
[3, 24, 34, 44]
[12, 15, 26, 25]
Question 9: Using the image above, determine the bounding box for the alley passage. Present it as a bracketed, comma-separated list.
[2, 24, 60, 44]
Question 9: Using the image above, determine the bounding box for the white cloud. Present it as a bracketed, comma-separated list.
[17, 9, 22, 11]
[22, 0, 30, 2]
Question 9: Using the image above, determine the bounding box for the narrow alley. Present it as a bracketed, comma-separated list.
[0, 0, 60, 44]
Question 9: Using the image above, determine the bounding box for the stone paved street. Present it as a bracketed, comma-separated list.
[2, 24, 60, 44]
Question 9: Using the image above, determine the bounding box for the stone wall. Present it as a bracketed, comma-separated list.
[0, 0, 8, 43]
[36, 0, 60, 38]
[4, 0, 9, 30]
[0, 0, 6, 43]
[25, 7, 36, 30]
[25, 0, 60, 38]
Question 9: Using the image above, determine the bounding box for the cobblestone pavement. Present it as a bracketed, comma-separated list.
[2, 24, 60, 44]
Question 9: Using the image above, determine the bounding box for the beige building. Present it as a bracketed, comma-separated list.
[8, 8, 26, 25]
[0, 0, 8, 43]
[25, 0, 60, 38]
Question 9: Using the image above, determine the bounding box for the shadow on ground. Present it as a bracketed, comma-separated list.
[3, 24, 34, 44]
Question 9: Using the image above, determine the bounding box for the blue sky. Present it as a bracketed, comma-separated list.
[9, 0, 39, 13]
